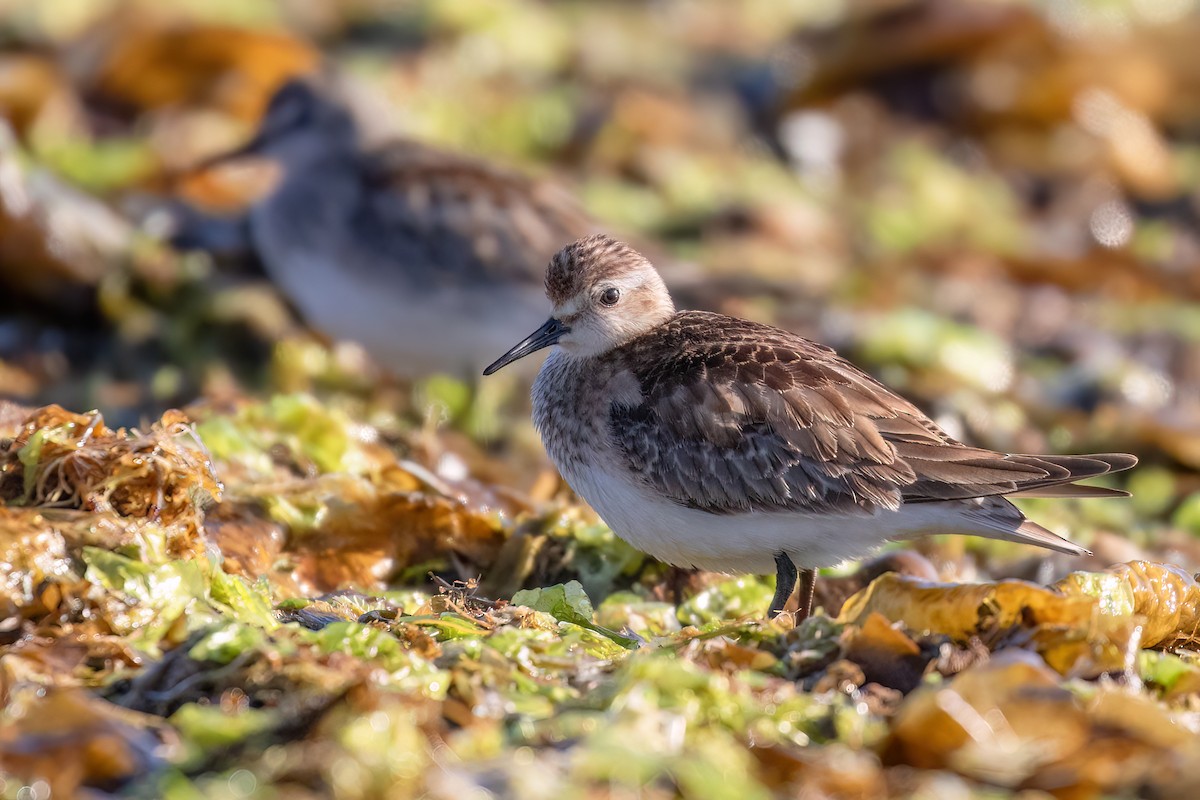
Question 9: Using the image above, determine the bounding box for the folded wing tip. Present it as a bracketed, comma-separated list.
[1094, 452, 1139, 472]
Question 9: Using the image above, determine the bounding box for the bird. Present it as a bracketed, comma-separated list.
[175, 79, 597, 378]
[483, 234, 1138, 621]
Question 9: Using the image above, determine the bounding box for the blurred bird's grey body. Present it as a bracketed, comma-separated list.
[229, 81, 593, 377]
[250, 158, 552, 376]
[486, 235, 1138, 619]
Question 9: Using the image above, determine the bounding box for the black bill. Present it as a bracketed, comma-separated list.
[197, 131, 270, 170]
[483, 318, 569, 375]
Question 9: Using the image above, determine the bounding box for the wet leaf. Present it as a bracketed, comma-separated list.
[187, 621, 266, 665]
[1055, 560, 1200, 649]
[0, 688, 178, 795]
[83, 548, 211, 650]
[596, 591, 681, 638]
[170, 703, 278, 750]
[83, 20, 318, 118]
[1137, 650, 1200, 697]
[679, 576, 774, 626]
[208, 569, 278, 632]
[0, 406, 221, 544]
[885, 651, 1090, 786]
[282, 480, 506, 594]
[840, 612, 927, 693]
[195, 393, 354, 476]
[838, 573, 1095, 642]
[512, 581, 639, 648]
[512, 580, 594, 626]
[303, 621, 449, 697]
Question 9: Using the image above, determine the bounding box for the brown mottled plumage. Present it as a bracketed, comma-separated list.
[486, 235, 1139, 621]
[610, 312, 1134, 515]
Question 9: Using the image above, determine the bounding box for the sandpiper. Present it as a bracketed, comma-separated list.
[484, 235, 1138, 620]
[179, 79, 596, 378]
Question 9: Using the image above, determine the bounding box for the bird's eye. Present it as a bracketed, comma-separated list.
[600, 287, 620, 306]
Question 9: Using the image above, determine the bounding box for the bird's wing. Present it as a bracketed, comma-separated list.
[358, 140, 596, 288]
[609, 312, 1134, 515]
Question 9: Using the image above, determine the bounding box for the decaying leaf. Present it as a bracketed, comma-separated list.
[78, 19, 318, 119]
[838, 560, 1200, 676]
[886, 649, 1200, 793]
[0, 506, 134, 621]
[751, 744, 886, 800]
[885, 650, 1094, 786]
[837, 572, 1096, 641]
[0, 127, 132, 308]
[814, 551, 940, 619]
[0, 405, 221, 543]
[0, 687, 178, 796]
[1054, 560, 1200, 649]
[0, 400, 35, 437]
[840, 612, 927, 693]
[280, 476, 507, 595]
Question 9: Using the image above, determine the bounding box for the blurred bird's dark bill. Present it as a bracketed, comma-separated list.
[483, 318, 569, 375]
[198, 131, 269, 169]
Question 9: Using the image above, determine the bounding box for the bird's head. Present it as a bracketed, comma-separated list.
[484, 235, 675, 374]
[204, 79, 357, 167]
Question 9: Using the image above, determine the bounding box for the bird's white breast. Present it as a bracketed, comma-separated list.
[253, 236, 548, 378]
[560, 458, 956, 573]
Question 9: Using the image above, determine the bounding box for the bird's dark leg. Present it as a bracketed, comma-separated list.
[667, 565, 692, 606]
[795, 567, 817, 622]
[769, 552, 798, 619]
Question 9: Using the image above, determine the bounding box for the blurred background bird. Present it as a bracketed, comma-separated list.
[166, 78, 597, 379]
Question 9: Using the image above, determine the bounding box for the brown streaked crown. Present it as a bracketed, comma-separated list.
[545, 234, 653, 305]
[257, 79, 358, 149]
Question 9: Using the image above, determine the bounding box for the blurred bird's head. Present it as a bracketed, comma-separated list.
[484, 235, 675, 374]
[206, 79, 358, 167]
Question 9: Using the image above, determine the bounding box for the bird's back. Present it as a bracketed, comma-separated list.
[360, 140, 596, 289]
[582, 310, 1134, 517]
